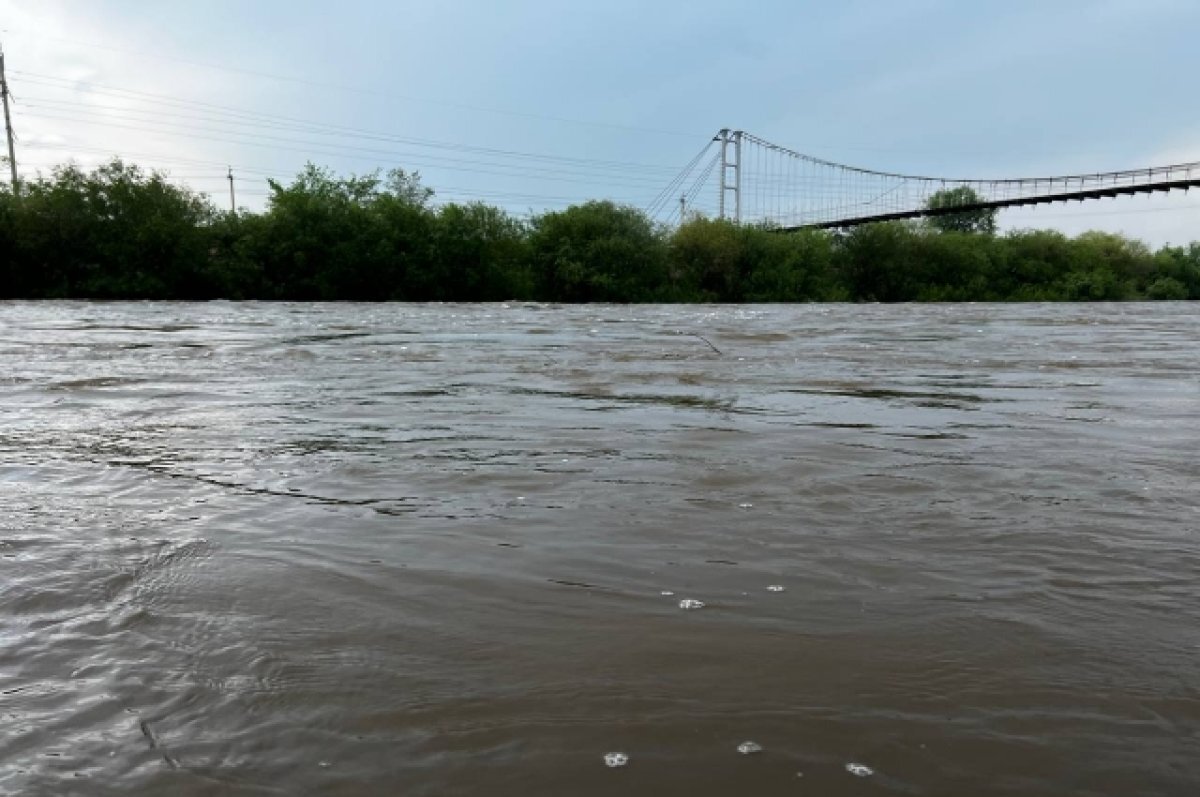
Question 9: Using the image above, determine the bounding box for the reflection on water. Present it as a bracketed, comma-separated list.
[1, 301, 1198, 796]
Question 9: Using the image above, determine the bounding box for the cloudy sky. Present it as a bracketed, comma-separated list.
[2, 0, 1197, 244]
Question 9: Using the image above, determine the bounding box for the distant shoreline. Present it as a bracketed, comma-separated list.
[2, 160, 1196, 303]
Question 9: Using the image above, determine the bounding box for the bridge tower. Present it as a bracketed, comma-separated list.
[717, 129, 742, 222]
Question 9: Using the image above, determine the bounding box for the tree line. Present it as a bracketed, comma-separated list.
[1, 159, 1197, 302]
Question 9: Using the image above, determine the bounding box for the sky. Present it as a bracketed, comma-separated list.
[1, 0, 1198, 245]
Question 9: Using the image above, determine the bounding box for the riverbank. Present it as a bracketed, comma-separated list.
[2, 160, 1197, 302]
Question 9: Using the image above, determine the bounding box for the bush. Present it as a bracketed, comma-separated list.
[1, 159, 1196, 303]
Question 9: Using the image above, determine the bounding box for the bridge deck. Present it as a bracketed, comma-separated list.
[785, 178, 1200, 231]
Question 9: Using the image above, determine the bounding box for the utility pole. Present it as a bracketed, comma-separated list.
[679, 193, 686, 225]
[0, 42, 19, 196]
[227, 166, 236, 213]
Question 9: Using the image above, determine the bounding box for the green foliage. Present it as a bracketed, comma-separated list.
[908, 231, 996, 301]
[1145, 276, 1188, 300]
[529, 201, 668, 302]
[432, 202, 531, 300]
[254, 164, 435, 300]
[0, 158, 1196, 303]
[835, 222, 923, 301]
[1, 160, 215, 298]
[925, 186, 998, 235]
[668, 217, 746, 300]
[1151, 244, 1200, 299]
[668, 219, 841, 301]
[994, 229, 1073, 299]
[742, 226, 842, 302]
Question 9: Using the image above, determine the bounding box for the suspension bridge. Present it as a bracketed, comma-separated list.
[647, 130, 1200, 230]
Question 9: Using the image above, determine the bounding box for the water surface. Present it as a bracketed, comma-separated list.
[2, 302, 1197, 795]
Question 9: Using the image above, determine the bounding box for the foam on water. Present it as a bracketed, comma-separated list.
[604, 752, 629, 768]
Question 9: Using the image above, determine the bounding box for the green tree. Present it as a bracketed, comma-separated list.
[743, 226, 841, 301]
[256, 164, 433, 299]
[909, 231, 995, 301]
[5, 160, 215, 298]
[529, 201, 668, 302]
[1145, 276, 1188, 299]
[201, 211, 268, 298]
[925, 186, 997, 235]
[1060, 231, 1149, 300]
[1150, 244, 1200, 299]
[2, 154, 1199, 304]
[993, 230, 1073, 299]
[668, 217, 745, 300]
[431, 202, 531, 300]
[835, 222, 923, 301]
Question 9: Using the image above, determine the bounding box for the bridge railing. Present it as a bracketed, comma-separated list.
[763, 151, 1200, 228]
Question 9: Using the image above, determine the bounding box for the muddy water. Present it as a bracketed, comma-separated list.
[1, 302, 1197, 796]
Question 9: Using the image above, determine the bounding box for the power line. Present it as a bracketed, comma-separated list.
[19, 108, 674, 191]
[4, 31, 702, 140]
[16, 96, 680, 181]
[15, 149, 662, 211]
[13, 72, 685, 174]
[14, 151, 654, 210]
[19, 142, 299, 176]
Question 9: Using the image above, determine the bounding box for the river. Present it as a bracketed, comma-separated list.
[1, 302, 1197, 796]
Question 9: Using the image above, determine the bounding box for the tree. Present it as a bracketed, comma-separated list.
[743, 226, 841, 301]
[3, 154, 1200, 304]
[1151, 244, 1200, 299]
[5, 160, 215, 298]
[668, 217, 745, 300]
[431, 202, 531, 300]
[835, 222, 923, 301]
[529, 201, 668, 302]
[924, 186, 997, 235]
[256, 164, 434, 299]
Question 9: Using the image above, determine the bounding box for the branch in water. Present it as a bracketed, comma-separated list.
[689, 333, 722, 355]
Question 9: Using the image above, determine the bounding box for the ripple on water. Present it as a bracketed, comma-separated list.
[1, 302, 1198, 796]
